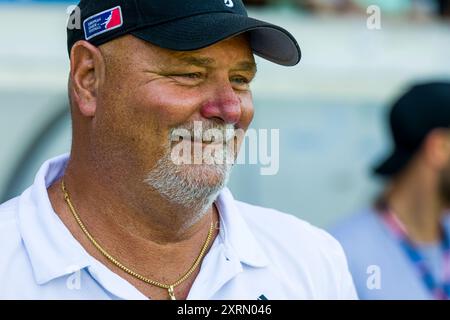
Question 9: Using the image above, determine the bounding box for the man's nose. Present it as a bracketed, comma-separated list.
[200, 83, 242, 125]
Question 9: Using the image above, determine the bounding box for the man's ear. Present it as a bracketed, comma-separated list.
[69, 41, 105, 117]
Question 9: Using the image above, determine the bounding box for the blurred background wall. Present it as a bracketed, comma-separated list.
[1, 0, 449, 227]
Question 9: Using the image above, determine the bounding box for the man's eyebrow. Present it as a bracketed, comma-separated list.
[232, 61, 257, 74]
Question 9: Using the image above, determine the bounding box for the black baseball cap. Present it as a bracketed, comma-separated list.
[67, 0, 301, 66]
[374, 81, 450, 177]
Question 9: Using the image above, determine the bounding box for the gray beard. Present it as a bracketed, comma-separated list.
[144, 147, 232, 219]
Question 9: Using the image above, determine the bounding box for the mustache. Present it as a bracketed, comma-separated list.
[169, 121, 237, 143]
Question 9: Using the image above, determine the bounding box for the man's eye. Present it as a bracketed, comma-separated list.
[231, 76, 250, 84]
[231, 76, 251, 89]
[177, 73, 202, 79]
[168, 73, 204, 85]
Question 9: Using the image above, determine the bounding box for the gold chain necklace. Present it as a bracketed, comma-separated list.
[61, 180, 214, 300]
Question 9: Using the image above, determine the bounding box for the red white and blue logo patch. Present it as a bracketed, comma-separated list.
[83, 6, 123, 41]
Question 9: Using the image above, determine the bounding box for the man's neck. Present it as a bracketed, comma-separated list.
[62, 157, 218, 242]
[386, 180, 445, 244]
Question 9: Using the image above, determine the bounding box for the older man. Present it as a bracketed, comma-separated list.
[0, 0, 356, 300]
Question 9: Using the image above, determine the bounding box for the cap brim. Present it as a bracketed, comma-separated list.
[130, 13, 301, 66]
[373, 148, 414, 177]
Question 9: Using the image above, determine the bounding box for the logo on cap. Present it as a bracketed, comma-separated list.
[83, 6, 123, 41]
[224, 0, 234, 8]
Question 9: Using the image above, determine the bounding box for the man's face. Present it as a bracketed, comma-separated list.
[92, 34, 256, 206]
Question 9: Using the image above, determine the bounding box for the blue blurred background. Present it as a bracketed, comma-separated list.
[1, 0, 449, 227]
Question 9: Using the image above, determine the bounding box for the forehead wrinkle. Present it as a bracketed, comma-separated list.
[170, 53, 216, 68]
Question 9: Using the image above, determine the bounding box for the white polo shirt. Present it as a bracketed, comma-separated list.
[0, 154, 357, 300]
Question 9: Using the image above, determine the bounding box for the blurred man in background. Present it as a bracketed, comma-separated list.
[331, 82, 450, 299]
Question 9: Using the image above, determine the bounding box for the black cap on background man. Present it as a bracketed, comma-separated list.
[374, 81, 450, 177]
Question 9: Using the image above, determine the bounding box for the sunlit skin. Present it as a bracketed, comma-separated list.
[47, 34, 257, 300]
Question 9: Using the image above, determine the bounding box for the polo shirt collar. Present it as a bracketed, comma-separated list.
[18, 154, 146, 299]
[215, 188, 269, 268]
[18, 153, 92, 285]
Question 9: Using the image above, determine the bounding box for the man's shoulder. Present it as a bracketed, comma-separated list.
[0, 196, 23, 245]
[329, 208, 380, 245]
[0, 196, 20, 226]
[233, 200, 357, 299]
[0, 196, 27, 277]
[328, 208, 391, 276]
[235, 200, 347, 262]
